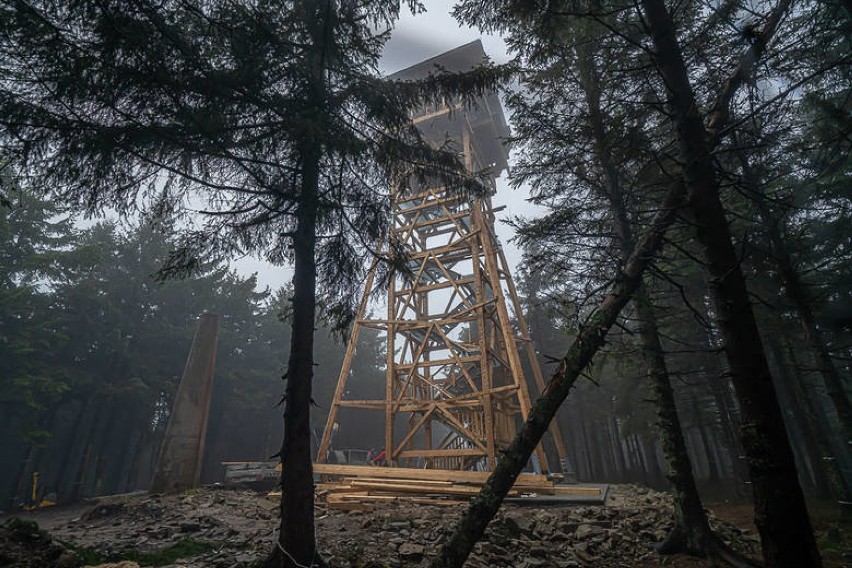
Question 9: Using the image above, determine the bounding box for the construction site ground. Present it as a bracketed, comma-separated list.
[2, 484, 850, 568]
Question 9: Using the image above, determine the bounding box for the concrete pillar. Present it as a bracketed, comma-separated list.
[150, 313, 219, 493]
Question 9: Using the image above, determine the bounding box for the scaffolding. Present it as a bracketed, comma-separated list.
[317, 41, 567, 474]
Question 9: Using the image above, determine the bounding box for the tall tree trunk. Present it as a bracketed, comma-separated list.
[609, 416, 627, 480]
[433, 1, 805, 566]
[120, 416, 144, 493]
[704, 360, 750, 495]
[641, 433, 663, 487]
[736, 147, 852, 450]
[629, 434, 645, 481]
[639, 0, 820, 564]
[779, 336, 850, 499]
[64, 395, 98, 502]
[692, 395, 721, 483]
[577, 399, 595, 479]
[575, 25, 738, 559]
[636, 289, 717, 554]
[766, 338, 833, 498]
[431, 175, 687, 568]
[270, 4, 333, 565]
[81, 402, 112, 498]
[50, 400, 86, 502]
[13, 445, 38, 509]
[274, 145, 321, 568]
[83, 398, 118, 497]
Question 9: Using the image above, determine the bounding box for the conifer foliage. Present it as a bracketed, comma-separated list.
[0, 1, 499, 566]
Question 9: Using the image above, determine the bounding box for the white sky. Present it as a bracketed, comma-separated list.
[232, 1, 540, 292]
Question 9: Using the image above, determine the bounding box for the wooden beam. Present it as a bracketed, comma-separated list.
[313, 464, 551, 486]
[349, 480, 520, 497]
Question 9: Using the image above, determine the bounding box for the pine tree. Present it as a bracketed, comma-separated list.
[431, 0, 811, 565]
[0, 2, 501, 565]
[0, 179, 75, 442]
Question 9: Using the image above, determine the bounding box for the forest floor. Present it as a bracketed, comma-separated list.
[1, 483, 849, 568]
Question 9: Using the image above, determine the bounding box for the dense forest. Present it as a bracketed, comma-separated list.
[0, 190, 385, 509]
[0, 0, 849, 567]
[7, 184, 829, 510]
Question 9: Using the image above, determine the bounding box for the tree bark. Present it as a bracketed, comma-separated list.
[639, 0, 821, 564]
[736, 147, 852, 453]
[271, 142, 321, 567]
[430, 177, 687, 568]
[432, 1, 792, 564]
[269, 4, 333, 565]
[575, 26, 733, 559]
[634, 289, 716, 554]
[274, 143, 321, 568]
[781, 335, 851, 499]
[703, 354, 750, 494]
[692, 394, 721, 483]
[766, 338, 835, 498]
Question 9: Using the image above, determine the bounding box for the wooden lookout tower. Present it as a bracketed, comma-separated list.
[317, 41, 568, 474]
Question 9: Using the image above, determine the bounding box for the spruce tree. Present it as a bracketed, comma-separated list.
[0, 2, 500, 565]
[432, 0, 813, 565]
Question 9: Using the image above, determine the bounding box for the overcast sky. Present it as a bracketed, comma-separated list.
[379, 2, 509, 72]
[233, 1, 539, 292]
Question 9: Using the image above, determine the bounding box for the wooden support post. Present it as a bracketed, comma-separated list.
[314, 41, 568, 476]
[317, 259, 380, 462]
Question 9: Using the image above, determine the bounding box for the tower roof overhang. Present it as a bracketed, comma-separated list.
[388, 40, 510, 176]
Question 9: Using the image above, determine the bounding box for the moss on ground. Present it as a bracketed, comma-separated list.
[62, 538, 216, 567]
[122, 538, 216, 565]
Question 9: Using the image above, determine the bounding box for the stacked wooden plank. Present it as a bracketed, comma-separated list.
[312, 464, 602, 511]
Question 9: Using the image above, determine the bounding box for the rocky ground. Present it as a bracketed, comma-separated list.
[1, 484, 849, 567]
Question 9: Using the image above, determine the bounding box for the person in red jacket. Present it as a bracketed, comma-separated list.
[371, 448, 386, 466]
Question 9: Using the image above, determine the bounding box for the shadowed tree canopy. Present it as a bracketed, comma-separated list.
[427, 0, 842, 566]
[0, 2, 508, 566]
[0, 0, 502, 322]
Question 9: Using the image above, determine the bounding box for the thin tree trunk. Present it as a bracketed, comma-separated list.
[60, 395, 97, 501]
[13, 445, 38, 509]
[433, 1, 804, 565]
[79, 403, 111, 498]
[629, 434, 645, 481]
[609, 416, 627, 480]
[86, 401, 117, 498]
[777, 336, 850, 499]
[274, 147, 321, 568]
[430, 174, 687, 568]
[767, 338, 831, 497]
[269, 4, 334, 565]
[692, 395, 721, 483]
[737, 147, 852, 448]
[641, 434, 663, 486]
[577, 400, 595, 479]
[575, 24, 737, 558]
[120, 419, 144, 493]
[636, 289, 717, 554]
[50, 400, 85, 503]
[705, 361, 750, 494]
[639, 0, 820, 564]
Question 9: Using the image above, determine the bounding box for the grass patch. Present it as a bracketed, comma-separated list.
[819, 538, 845, 552]
[3, 517, 52, 542]
[58, 538, 216, 567]
[59, 541, 105, 564]
[120, 538, 216, 566]
[5, 518, 214, 566]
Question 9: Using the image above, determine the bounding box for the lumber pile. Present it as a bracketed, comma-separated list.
[312, 464, 602, 511]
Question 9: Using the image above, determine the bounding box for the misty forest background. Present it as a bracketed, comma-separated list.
[2, 157, 849, 510]
[0, 0, 849, 530]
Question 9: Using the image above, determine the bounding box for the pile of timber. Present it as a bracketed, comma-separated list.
[313, 464, 602, 511]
